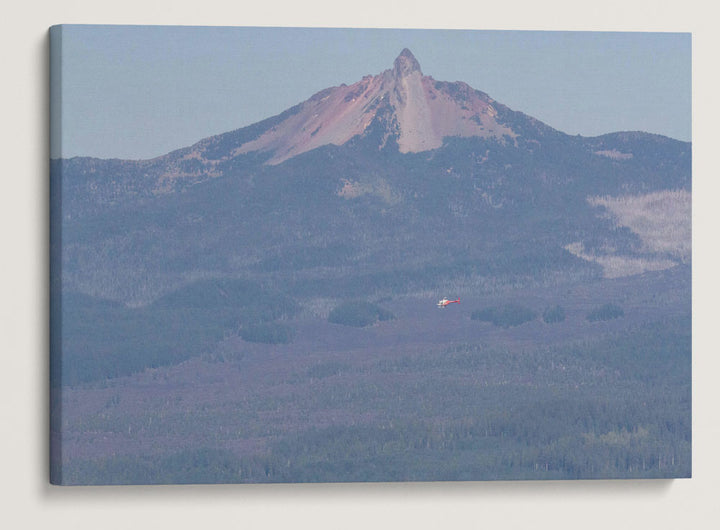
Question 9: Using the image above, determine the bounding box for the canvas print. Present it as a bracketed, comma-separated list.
[49, 25, 691, 484]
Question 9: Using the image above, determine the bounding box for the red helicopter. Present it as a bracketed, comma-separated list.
[437, 297, 460, 308]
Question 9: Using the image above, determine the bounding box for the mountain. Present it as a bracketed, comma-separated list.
[53, 49, 548, 204]
[51, 47, 692, 485]
[52, 48, 691, 308]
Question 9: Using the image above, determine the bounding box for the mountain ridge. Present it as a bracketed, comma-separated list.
[53, 48, 689, 199]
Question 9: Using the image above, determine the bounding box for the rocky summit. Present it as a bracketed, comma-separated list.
[195, 48, 517, 164]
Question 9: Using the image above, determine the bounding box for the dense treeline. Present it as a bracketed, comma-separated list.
[53, 293, 228, 386]
[471, 304, 537, 328]
[328, 300, 395, 327]
[239, 322, 293, 344]
[54, 279, 299, 386]
[59, 448, 242, 485]
[587, 303, 624, 322]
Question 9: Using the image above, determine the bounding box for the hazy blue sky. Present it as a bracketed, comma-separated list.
[51, 25, 691, 160]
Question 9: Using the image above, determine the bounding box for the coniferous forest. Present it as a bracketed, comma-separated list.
[52, 265, 691, 484]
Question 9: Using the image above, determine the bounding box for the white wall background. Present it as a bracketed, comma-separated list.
[2, 1, 717, 529]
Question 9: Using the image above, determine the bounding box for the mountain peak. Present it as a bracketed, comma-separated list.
[221, 47, 520, 164]
[393, 48, 422, 77]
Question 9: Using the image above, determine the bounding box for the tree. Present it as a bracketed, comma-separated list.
[587, 303, 624, 322]
[240, 322, 294, 344]
[328, 300, 395, 327]
[471, 304, 536, 328]
[543, 305, 566, 324]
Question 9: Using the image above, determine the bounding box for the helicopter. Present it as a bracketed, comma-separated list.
[437, 297, 460, 308]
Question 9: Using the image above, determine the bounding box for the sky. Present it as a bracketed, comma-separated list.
[50, 25, 691, 160]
